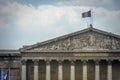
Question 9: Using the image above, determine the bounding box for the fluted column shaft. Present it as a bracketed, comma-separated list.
[21, 60, 27, 80]
[95, 60, 100, 80]
[46, 60, 50, 80]
[83, 60, 87, 80]
[58, 60, 63, 80]
[107, 61, 112, 80]
[34, 60, 39, 80]
[70, 61, 75, 80]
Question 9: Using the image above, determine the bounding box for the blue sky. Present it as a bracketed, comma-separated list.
[0, 0, 120, 49]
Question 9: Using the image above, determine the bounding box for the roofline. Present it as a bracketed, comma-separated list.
[21, 27, 120, 51]
[0, 50, 20, 56]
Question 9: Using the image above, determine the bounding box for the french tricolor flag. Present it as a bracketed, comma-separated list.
[0, 69, 2, 80]
[3, 70, 10, 80]
[82, 10, 91, 18]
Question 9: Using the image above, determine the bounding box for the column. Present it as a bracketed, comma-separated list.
[83, 60, 87, 80]
[95, 60, 100, 80]
[46, 60, 50, 80]
[21, 59, 27, 80]
[58, 60, 63, 80]
[107, 60, 112, 80]
[34, 60, 39, 80]
[70, 60, 75, 80]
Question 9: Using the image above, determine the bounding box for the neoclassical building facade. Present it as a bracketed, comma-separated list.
[0, 27, 120, 80]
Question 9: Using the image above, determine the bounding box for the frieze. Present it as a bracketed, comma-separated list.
[28, 32, 120, 51]
[73, 53, 109, 57]
[22, 52, 120, 57]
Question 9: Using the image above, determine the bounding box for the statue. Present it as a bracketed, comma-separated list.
[88, 34, 96, 46]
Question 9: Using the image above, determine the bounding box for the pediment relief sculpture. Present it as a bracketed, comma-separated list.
[22, 27, 120, 51]
[30, 32, 120, 51]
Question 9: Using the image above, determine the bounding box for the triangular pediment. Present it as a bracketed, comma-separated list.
[21, 27, 120, 52]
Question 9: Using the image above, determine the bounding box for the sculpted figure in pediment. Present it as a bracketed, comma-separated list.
[112, 38, 117, 49]
[104, 37, 111, 49]
[72, 37, 81, 49]
[29, 30, 120, 51]
[88, 34, 96, 46]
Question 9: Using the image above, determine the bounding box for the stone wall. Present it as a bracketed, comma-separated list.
[0, 60, 21, 80]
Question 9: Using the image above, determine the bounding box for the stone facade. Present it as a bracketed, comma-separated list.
[0, 27, 120, 80]
[0, 50, 21, 80]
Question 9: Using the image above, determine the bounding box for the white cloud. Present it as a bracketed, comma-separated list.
[0, 1, 120, 49]
[0, 1, 120, 31]
[70, 0, 113, 5]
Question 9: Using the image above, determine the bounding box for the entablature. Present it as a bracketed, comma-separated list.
[21, 51, 120, 58]
[21, 49, 120, 53]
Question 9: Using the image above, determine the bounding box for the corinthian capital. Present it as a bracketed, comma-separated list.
[21, 59, 27, 65]
[33, 59, 39, 65]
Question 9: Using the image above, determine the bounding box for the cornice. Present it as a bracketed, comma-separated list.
[21, 49, 120, 53]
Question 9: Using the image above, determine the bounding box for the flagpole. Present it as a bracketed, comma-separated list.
[9, 68, 10, 80]
[9, 54, 11, 80]
[90, 8, 93, 27]
[87, 19, 89, 28]
[8, 54, 11, 80]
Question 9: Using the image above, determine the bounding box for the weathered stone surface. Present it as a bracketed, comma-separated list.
[22, 27, 120, 52]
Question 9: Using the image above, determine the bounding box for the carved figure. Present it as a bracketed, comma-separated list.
[88, 35, 96, 46]
[36, 32, 120, 51]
